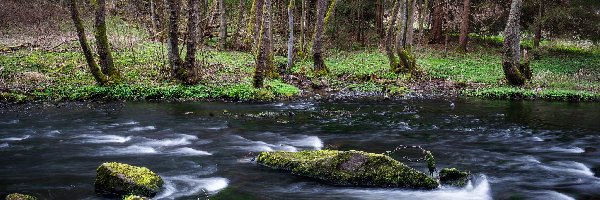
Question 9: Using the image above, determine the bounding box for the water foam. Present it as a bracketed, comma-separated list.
[331, 175, 491, 200]
[540, 161, 594, 176]
[0, 143, 8, 148]
[129, 126, 156, 131]
[102, 145, 158, 155]
[1, 135, 30, 141]
[154, 176, 228, 199]
[287, 136, 324, 150]
[0, 119, 19, 124]
[142, 134, 198, 147]
[170, 147, 212, 156]
[79, 135, 132, 143]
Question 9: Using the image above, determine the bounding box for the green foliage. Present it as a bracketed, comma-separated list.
[439, 168, 471, 187]
[266, 80, 301, 97]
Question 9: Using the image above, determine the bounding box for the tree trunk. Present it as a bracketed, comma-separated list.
[312, 0, 327, 75]
[396, 0, 417, 73]
[218, 0, 227, 49]
[502, 0, 530, 86]
[232, 0, 245, 49]
[324, 0, 337, 27]
[376, 0, 384, 41]
[150, 0, 158, 37]
[300, 0, 307, 56]
[94, 0, 121, 84]
[406, 0, 417, 47]
[429, 0, 443, 44]
[252, 0, 265, 51]
[166, 0, 182, 76]
[68, 0, 108, 85]
[385, 0, 401, 70]
[177, 0, 199, 84]
[458, 0, 470, 52]
[286, 0, 295, 71]
[418, 0, 428, 43]
[533, 2, 543, 48]
[253, 0, 273, 88]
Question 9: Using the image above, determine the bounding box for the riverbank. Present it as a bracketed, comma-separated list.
[1, 38, 599, 103]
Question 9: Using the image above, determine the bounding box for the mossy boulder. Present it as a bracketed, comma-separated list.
[439, 168, 471, 187]
[122, 195, 149, 200]
[95, 162, 163, 197]
[256, 150, 439, 189]
[5, 193, 36, 200]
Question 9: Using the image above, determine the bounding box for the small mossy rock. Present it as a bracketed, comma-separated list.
[95, 162, 163, 197]
[439, 168, 471, 187]
[256, 150, 439, 189]
[5, 193, 36, 200]
[123, 195, 149, 200]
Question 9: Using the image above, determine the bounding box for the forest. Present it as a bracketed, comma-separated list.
[1, 0, 598, 102]
[1, 0, 600, 200]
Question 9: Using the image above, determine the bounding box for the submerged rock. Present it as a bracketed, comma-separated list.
[439, 168, 471, 187]
[592, 166, 600, 178]
[5, 193, 36, 200]
[95, 162, 163, 197]
[256, 150, 439, 189]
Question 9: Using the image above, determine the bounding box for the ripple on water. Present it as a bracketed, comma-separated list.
[230, 134, 323, 153]
[527, 190, 575, 200]
[141, 134, 198, 147]
[0, 135, 30, 141]
[77, 134, 132, 144]
[0, 143, 8, 148]
[128, 126, 156, 131]
[155, 176, 228, 199]
[297, 175, 491, 200]
[100, 145, 158, 155]
[170, 147, 212, 156]
[540, 161, 594, 177]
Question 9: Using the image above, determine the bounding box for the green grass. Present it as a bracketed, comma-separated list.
[1, 30, 598, 102]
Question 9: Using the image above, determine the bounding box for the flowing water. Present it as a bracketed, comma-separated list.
[0, 99, 599, 200]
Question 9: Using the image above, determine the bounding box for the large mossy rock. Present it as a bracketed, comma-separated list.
[95, 162, 163, 197]
[439, 168, 471, 187]
[5, 193, 36, 200]
[256, 150, 439, 189]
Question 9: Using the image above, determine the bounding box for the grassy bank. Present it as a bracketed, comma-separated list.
[1, 37, 599, 102]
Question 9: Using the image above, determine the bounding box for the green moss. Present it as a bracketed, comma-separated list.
[5, 193, 36, 200]
[257, 150, 439, 189]
[95, 162, 163, 197]
[122, 195, 148, 200]
[439, 168, 470, 187]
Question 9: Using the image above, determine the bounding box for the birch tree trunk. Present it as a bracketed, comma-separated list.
[458, 0, 471, 52]
[94, 0, 121, 84]
[502, 0, 531, 86]
[312, 0, 327, 75]
[300, 0, 307, 56]
[68, 0, 108, 85]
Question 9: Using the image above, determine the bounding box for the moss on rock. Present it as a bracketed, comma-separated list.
[256, 150, 439, 189]
[122, 195, 149, 200]
[95, 162, 163, 197]
[5, 193, 36, 200]
[439, 168, 471, 187]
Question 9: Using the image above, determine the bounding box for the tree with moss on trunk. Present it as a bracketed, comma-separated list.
[68, 0, 122, 86]
[286, 0, 295, 72]
[457, 0, 471, 52]
[253, 0, 274, 88]
[395, 0, 418, 74]
[218, 0, 227, 49]
[385, 0, 402, 71]
[312, 0, 328, 75]
[167, 0, 201, 85]
[502, 0, 532, 86]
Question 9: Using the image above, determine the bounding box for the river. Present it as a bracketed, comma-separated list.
[1, 99, 599, 199]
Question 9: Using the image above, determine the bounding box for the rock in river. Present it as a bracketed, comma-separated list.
[95, 162, 163, 197]
[439, 168, 471, 187]
[256, 150, 439, 189]
[5, 193, 36, 200]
